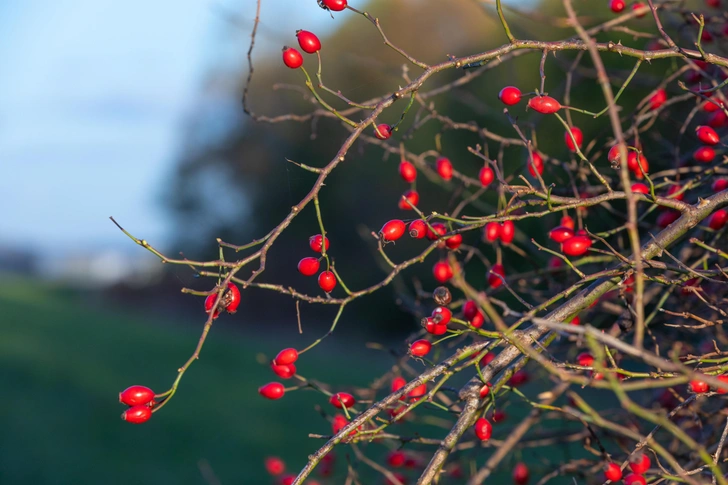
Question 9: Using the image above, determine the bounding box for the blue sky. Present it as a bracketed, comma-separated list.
[0, 0, 338, 259]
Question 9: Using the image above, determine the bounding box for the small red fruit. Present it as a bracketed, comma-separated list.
[709, 209, 728, 230]
[499, 86, 522, 105]
[624, 474, 647, 485]
[648, 88, 666, 109]
[657, 210, 680, 227]
[271, 363, 296, 379]
[479, 383, 491, 398]
[121, 404, 152, 424]
[704, 97, 723, 112]
[432, 306, 452, 325]
[331, 414, 349, 434]
[225, 282, 241, 313]
[474, 417, 493, 441]
[607, 144, 622, 164]
[484, 222, 501, 242]
[500, 220, 515, 244]
[318, 271, 336, 292]
[709, 110, 728, 128]
[609, 0, 625, 12]
[528, 95, 562, 114]
[665, 184, 684, 200]
[712, 179, 728, 192]
[480, 352, 496, 366]
[410, 339, 432, 357]
[427, 222, 447, 241]
[560, 215, 575, 229]
[561, 235, 592, 257]
[309, 234, 330, 253]
[576, 352, 594, 367]
[374, 123, 392, 140]
[564, 127, 583, 151]
[408, 220, 427, 239]
[399, 161, 417, 182]
[549, 226, 574, 243]
[275, 348, 299, 365]
[424, 318, 448, 335]
[479, 166, 494, 186]
[387, 451, 406, 467]
[296, 30, 321, 54]
[330, 392, 356, 408]
[119, 386, 155, 406]
[398, 189, 419, 210]
[715, 374, 728, 394]
[631, 183, 649, 194]
[265, 457, 286, 476]
[436, 157, 453, 180]
[408, 383, 427, 399]
[282, 47, 303, 69]
[381, 219, 407, 242]
[690, 379, 710, 393]
[513, 462, 529, 485]
[694, 146, 716, 163]
[696, 125, 720, 145]
[508, 370, 529, 387]
[629, 454, 651, 474]
[433, 261, 454, 283]
[627, 152, 649, 177]
[463, 300, 485, 328]
[527, 152, 544, 176]
[570, 315, 581, 325]
[488, 263, 505, 288]
[298, 257, 320, 276]
[604, 463, 623, 482]
[204, 294, 221, 319]
[707, 0, 721, 7]
[445, 233, 463, 250]
[259, 382, 285, 400]
[321, 0, 347, 11]
[391, 377, 406, 392]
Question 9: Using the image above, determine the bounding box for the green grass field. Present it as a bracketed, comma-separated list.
[0, 276, 388, 484]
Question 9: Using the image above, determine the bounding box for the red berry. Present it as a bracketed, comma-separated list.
[624, 474, 647, 485]
[690, 379, 710, 393]
[499, 86, 522, 105]
[484, 222, 501, 242]
[282, 47, 303, 69]
[433, 261, 454, 283]
[707, 0, 721, 7]
[561, 235, 592, 257]
[549, 226, 575, 243]
[432, 306, 452, 325]
[560, 215, 575, 229]
[474, 417, 493, 441]
[508, 370, 529, 387]
[479, 166, 494, 186]
[381, 219, 407, 242]
[528, 95, 562, 114]
[696, 125, 720, 145]
[609, 0, 626, 12]
[398, 189, 419, 210]
[436, 157, 453, 180]
[318, 271, 337, 292]
[427, 222, 447, 241]
[463, 300, 485, 328]
[694, 146, 716, 163]
[548, 256, 563, 269]
[321, 0, 347, 11]
[121, 404, 152, 424]
[576, 352, 594, 367]
[445, 233, 463, 250]
[631, 183, 649, 194]
[704, 97, 723, 112]
[374, 123, 392, 140]
[119, 386, 155, 406]
[410, 339, 432, 357]
[204, 294, 221, 319]
[309, 234, 330, 253]
[275, 348, 299, 365]
[488, 263, 505, 288]
[296, 30, 321, 54]
[408, 383, 427, 399]
[665, 184, 684, 200]
[564, 127, 583, 151]
[649, 88, 666, 109]
[607, 144, 622, 163]
[331, 414, 349, 434]
[492, 409, 506, 422]
[391, 377, 406, 392]
[408, 220, 427, 239]
[480, 352, 496, 366]
[709, 110, 728, 128]
[629, 454, 651, 474]
[712, 179, 728, 192]
[259, 382, 285, 400]
[399, 160, 417, 182]
[513, 462, 529, 485]
[298, 257, 320, 276]
[271, 362, 296, 379]
[657, 210, 680, 227]
[500, 220, 515, 244]
[627, 152, 649, 178]
[330, 392, 355, 408]
[604, 463, 623, 482]
[527, 152, 544, 176]
[424, 317, 448, 335]
[709, 209, 728, 230]
[265, 457, 286, 476]
[387, 451, 407, 467]
[715, 374, 728, 394]
[479, 383, 491, 398]
[225, 282, 241, 313]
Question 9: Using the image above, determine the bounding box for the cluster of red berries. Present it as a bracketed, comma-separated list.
[608, 1, 648, 16]
[547, 215, 592, 257]
[119, 385, 156, 424]
[282, 30, 322, 69]
[298, 234, 337, 293]
[204, 282, 241, 319]
[260, 348, 301, 400]
[422, 305, 452, 336]
[483, 219, 515, 245]
[265, 455, 324, 485]
[689, 374, 728, 394]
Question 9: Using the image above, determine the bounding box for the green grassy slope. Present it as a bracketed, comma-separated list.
[0, 277, 385, 485]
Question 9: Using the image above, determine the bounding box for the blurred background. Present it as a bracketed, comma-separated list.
[0, 0, 709, 483]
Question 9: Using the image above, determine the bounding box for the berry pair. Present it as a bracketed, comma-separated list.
[204, 282, 241, 318]
[282, 30, 322, 69]
[119, 385, 156, 424]
[298, 234, 337, 293]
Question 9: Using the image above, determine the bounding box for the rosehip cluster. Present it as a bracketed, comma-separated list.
[119, 385, 156, 424]
[298, 234, 337, 293]
[282, 29, 322, 69]
[548, 216, 592, 257]
[204, 282, 241, 319]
